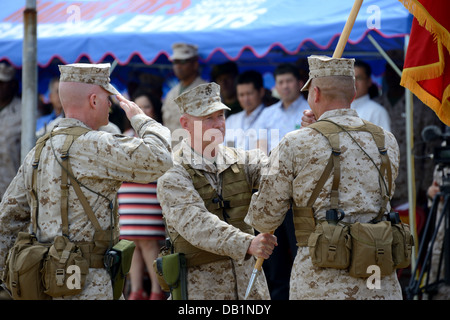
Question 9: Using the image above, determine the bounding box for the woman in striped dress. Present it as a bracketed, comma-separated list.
[118, 89, 167, 300]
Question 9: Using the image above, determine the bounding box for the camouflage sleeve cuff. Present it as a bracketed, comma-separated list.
[131, 114, 172, 149]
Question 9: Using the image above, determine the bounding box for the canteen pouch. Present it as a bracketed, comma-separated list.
[104, 239, 135, 300]
[308, 221, 351, 269]
[391, 222, 413, 269]
[157, 253, 187, 300]
[2, 232, 51, 300]
[42, 235, 89, 297]
[349, 221, 394, 278]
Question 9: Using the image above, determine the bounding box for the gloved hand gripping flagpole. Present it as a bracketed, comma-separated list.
[243, 0, 364, 300]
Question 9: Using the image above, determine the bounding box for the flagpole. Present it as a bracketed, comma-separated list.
[333, 0, 364, 58]
[244, 0, 364, 300]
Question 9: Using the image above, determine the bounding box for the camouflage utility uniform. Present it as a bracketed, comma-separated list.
[0, 115, 172, 299]
[246, 109, 403, 300]
[157, 140, 270, 300]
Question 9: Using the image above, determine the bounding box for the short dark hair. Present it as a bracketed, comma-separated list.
[210, 61, 239, 82]
[131, 88, 163, 124]
[274, 63, 301, 80]
[354, 60, 372, 78]
[236, 70, 263, 90]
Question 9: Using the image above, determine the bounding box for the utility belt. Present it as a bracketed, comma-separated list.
[293, 119, 413, 278]
[294, 206, 413, 278]
[1, 231, 118, 300]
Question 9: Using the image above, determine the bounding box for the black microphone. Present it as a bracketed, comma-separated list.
[422, 125, 442, 142]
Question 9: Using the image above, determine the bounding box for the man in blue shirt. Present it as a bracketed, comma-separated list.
[36, 78, 63, 134]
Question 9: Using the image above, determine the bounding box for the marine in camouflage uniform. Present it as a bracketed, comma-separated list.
[245, 56, 403, 300]
[0, 63, 173, 300]
[157, 82, 276, 300]
[0, 63, 21, 202]
[162, 43, 207, 134]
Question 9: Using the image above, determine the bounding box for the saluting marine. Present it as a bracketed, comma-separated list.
[245, 56, 405, 300]
[157, 82, 277, 300]
[0, 63, 173, 300]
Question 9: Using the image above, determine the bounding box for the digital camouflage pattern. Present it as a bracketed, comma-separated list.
[245, 108, 403, 300]
[301, 55, 355, 92]
[174, 82, 230, 117]
[157, 140, 270, 300]
[161, 76, 207, 133]
[59, 63, 119, 95]
[0, 115, 172, 300]
[0, 97, 21, 202]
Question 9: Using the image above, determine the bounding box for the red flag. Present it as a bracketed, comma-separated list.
[399, 0, 450, 126]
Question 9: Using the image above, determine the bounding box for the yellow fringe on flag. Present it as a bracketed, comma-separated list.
[399, 0, 450, 126]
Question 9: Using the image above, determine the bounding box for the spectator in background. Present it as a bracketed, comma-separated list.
[253, 63, 309, 300]
[258, 63, 310, 153]
[36, 78, 64, 133]
[224, 70, 267, 152]
[118, 88, 167, 300]
[0, 62, 21, 203]
[161, 42, 207, 134]
[351, 60, 391, 131]
[210, 61, 241, 117]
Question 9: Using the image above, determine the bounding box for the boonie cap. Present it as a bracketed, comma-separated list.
[174, 82, 231, 117]
[58, 63, 119, 95]
[170, 43, 198, 61]
[0, 63, 16, 82]
[301, 55, 355, 91]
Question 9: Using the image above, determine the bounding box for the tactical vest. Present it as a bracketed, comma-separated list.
[31, 127, 118, 267]
[171, 148, 254, 267]
[293, 119, 393, 246]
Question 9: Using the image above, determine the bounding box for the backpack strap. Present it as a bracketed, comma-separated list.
[31, 126, 104, 238]
[313, 119, 393, 221]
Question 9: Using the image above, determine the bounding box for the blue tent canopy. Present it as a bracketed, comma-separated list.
[0, 0, 412, 94]
[1, 0, 411, 65]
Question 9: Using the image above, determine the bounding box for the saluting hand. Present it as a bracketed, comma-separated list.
[247, 233, 278, 260]
[116, 94, 145, 120]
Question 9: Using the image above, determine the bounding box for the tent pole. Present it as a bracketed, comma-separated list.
[368, 32, 418, 282]
[22, 0, 38, 161]
[403, 34, 418, 274]
[367, 34, 402, 77]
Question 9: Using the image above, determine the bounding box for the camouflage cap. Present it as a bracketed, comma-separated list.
[0, 62, 15, 82]
[58, 63, 119, 95]
[169, 43, 198, 61]
[301, 55, 355, 91]
[174, 82, 231, 117]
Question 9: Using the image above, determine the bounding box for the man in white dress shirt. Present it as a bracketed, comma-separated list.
[224, 70, 266, 151]
[257, 63, 310, 153]
[351, 60, 391, 131]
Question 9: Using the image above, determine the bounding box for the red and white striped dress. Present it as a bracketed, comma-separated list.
[118, 182, 165, 241]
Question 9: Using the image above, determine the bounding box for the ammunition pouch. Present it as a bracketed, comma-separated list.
[308, 221, 351, 269]
[391, 222, 413, 269]
[104, 239, 135, 300]
[42, 235, 89, 297]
